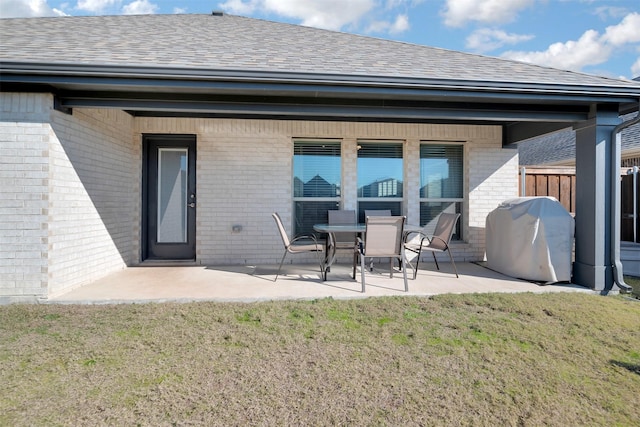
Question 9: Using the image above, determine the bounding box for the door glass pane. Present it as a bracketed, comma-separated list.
[158, 148, 187, 243]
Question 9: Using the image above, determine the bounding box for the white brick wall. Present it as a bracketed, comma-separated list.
[1, 94, 138, 301]
[137, 118, 516, 265]
[1, 102, 516, 301]
[48, 107, 137, 296]
[468, 142, 519, 260]
[0, 93, 51, 301]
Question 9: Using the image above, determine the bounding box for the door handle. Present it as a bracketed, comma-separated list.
[188, 202, 196, 208]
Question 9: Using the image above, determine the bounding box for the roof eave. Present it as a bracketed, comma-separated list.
[3, 61, 640, 104]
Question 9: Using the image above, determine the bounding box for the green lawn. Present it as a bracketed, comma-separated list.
[624, 275, 640, 299]
[1, 293, 639, 426]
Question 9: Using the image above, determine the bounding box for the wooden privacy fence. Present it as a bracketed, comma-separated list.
[519, 166, 640, 243]
[519, 167, 576, 214]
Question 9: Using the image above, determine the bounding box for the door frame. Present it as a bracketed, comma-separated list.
[141, 134, 197, 261]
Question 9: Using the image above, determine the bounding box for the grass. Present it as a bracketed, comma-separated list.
[1, 293, 639, 426]
[624, 275, 640, 299]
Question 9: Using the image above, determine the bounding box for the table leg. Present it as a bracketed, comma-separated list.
[322, 233, 337, 280]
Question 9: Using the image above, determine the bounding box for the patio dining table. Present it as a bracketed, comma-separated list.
[313, 222, 422, 280]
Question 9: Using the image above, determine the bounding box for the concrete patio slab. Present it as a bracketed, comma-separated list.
[49, 262, 592, 304]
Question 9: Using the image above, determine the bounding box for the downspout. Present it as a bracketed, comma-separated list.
[611, 102, 640, 293]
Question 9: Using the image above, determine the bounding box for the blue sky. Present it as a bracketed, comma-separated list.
[2, 0, 639, 79]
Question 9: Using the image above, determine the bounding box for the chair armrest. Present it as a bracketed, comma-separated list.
[290, 234, 323, 250]
[291, 233, 318, 242]
[404, 231, 428, 245]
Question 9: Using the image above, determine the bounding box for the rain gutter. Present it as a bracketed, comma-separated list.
[3, 61, 640, 101]
[611, 101, 640, 294]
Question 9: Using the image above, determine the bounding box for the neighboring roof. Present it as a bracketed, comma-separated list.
[518, 128, 576, 165]
[519, 113, 640, 165]
[1, 13, 639, 90]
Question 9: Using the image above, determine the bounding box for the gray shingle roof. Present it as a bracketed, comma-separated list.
[518, 128, 578, 165]
[519, 113, 640, 165]
[2, 13, 639, 89]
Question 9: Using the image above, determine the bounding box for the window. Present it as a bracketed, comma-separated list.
[420, 143, 463, 239]
[293, 140, 341, 237]
[357, 141, 403, 222]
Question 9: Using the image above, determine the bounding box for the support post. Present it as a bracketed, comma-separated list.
[572, 108, 621, 291]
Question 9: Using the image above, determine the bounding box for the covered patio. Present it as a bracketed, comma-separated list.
[2, 13, 640, 303]
[48, 262, 591, 304]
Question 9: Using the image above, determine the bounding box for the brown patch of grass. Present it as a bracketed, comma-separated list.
[1, 293, 639, 426]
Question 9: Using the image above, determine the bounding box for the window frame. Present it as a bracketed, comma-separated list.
[356, 140, 405, 221]
[292, 139, 343, 237]
[419, 141, 465, 240]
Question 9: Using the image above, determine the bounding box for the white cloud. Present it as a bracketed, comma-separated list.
[502, 29, 610, 71]
[218, 0, 257, 16]
[501, 12, 640, 74]
[384, 0, 406, 8]
[122, 0, 156, 14]
[602, 12, 640, 46]
[0, 0, 66, 17]
[390, 13, 409, 33]
[466, 28, 534, 53]
[367, 13, 409, 35]
[442, 0, 535, 27]
[632, 57, 640, 79]
[219, 0, 375, 31]
[593, 6, 629, 20]
[217, 0, 420, 35]
[173, 7, 187, 14]
[271, 0, 374, 31]
[76, 0, 120, 13]
[384, 0, 424, 9]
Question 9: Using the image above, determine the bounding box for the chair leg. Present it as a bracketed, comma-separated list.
[401, 252, 408, 292]
[317, 250, 326, 281]
[275, 250, 288, 282]
[413, 248, 422, 280]
[352, 251, 358, 280]
[360, 251, 366, 292]
[432, 252, 440, 271]
[447, 249, 459, 278]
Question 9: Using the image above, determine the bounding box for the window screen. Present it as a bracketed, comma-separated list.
[293, 141, 341, 236]
[420, 144, 463, 239]
[357, 142, 404, 221]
